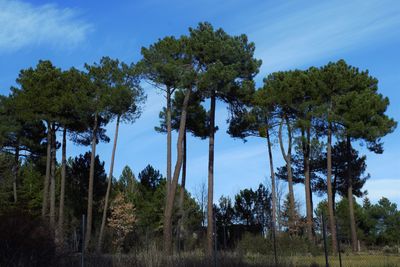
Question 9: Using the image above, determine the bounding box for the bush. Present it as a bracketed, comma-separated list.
[236, 233, 271, 255]
[236, 232, 322, 257]
[0, 212, 56, 266]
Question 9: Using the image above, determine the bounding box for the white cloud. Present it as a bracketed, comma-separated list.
[0, 0, 92, 52]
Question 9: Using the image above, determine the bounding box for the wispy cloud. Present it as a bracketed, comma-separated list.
[247, 1, 400, 73]
[0, 0, 92, 52]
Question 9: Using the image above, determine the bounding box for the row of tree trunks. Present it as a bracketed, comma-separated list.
[12, 139, 20, 203]
[326, 125, 338, 253]
[278, 116, 295, 234]
[302, 127, 313, 241]
[97, 115, 121, 251]
[57, 127, 67, 244]
[49, 123, 56, 229]
[163, 88, 191, 255]
[42, 121, 52, 217]
[41, 123, 68, 242]
[85, 112, 98, 250]
[178, 128, 187, 249]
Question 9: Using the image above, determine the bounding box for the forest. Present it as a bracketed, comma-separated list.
[0, 22, 398, 267]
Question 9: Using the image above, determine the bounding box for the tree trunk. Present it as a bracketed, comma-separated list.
[58, 127, 67, 244]
[97, 115, 120, 252]
[163, 88, 191, 255]
[278, 116, 295, 234]
[178, 128, 187, 249]
[13, 139, 20, 203]
[326, 125, 337, 253]
[346, 135, 358, 252]
[166, 87, 172, 197]
[42, 121, 52, 218]
[49, 123, 56, 229]
[207, 90, 216, 256]
[303, 127, 313, 241]
[85, 113, 98, 251]
[266, 127, 277, 234]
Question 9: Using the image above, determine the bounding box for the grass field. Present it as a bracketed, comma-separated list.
[59, 251, 400, 267]
[287, 254, 400, 267]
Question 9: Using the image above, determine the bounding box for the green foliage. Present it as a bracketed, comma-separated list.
[139, 36, 190, 90]
[237, 232, 318, 256]
[188, 22, 261, 104]
[65, 152, 107, 223]
[216, 196, 234, 227]
[156, 89, 210, 139]
[111, 164, 202, 251]
[115, 166, 137, 194]
[360, 197, 400, 245]
[0, 153, 14, 211]
[13, 60, 64, 123]
[17, 161, 44, 214]
[138, 164, 164, 191]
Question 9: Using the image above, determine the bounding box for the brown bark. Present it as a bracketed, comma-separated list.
[163, 88, 191, 255]
[207, 90, 216, 256]
[266, 127, 277, 234]
[58, 127, 67, 243]
[85, 113, 98, 250]
[13, 139, 20, 203]
[166, 87, 172, 196]
[97, 115, 120, 252]
[326, 125, 337, 253]
[278, 116, 295, 233]
[49, 124, 56, 229]
[303, 128, 313, 241]
[178, 129, 187, 246]
[346, 135, 358, 252]
[42, 122, 52, 218]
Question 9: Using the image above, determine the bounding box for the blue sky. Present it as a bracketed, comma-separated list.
[1, 0, 399, 210]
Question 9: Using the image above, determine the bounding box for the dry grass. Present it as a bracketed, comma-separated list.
[59, 250, 400, 267]
[289, 253, 400, 267]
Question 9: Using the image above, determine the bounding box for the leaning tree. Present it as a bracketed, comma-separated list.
[83, 57, 116, 250]
[156, 88, 209, 249]
[139, 36, 187, 196]
[97, 59, 145, 252]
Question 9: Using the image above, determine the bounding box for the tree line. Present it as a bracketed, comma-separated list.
[0, 22, 396, 256]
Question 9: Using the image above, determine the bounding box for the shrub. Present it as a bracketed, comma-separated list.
[0, 212, 56, 266]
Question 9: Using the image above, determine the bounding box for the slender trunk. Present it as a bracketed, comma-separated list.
[58, 127, 67, 244]
[163, 88, 191, 255]
[266, 127, 277, 234]
[333, 165, 338, 206]
[303, 127, 313, 241]
[178, 129, 187, 246]
[49, 124, 56, 229]
[42, 122, 52, 218]
[346, 135, 358, 252]
[166, 87, 172, 197]
[85, 113, 98, 251]
[207, 90, 216, 256]
[278, 116, 295, 234]
[13, 140, 20, 203]
[97, 116, 120, 252]
[327, 125, 337, 253]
